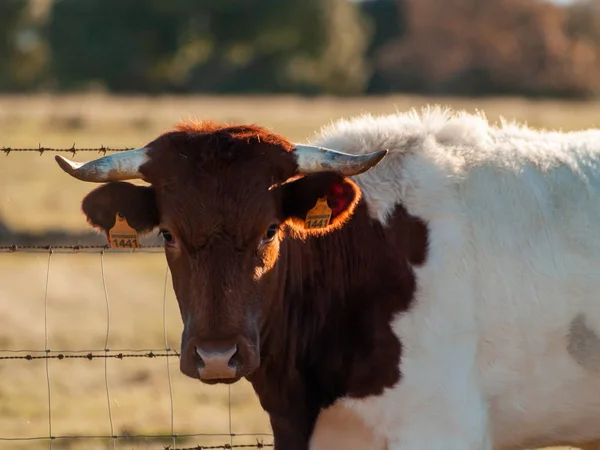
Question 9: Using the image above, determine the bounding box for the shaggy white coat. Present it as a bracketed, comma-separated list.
[307, 107, 600, 450]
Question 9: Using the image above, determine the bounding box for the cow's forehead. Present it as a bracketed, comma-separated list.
[157, 168, 277, 214]
[135, 123, 298, 241]
[147, 154, 282, 243]
[140, 123, 298, 185]
[149, 146, 281, 209]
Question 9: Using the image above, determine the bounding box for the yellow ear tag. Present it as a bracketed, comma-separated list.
[305, 197, 332, 230]
[108, 213, 140, 249]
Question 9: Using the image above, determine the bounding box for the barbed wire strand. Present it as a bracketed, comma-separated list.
[100, 250, 117, 449]
[0, 432, 273, 441]
[0, 350, 178, 361]
[0, 347, 180, 355]
[2, 145, 135, 155]
[0, 244, 165, 253]
[43, 249, 53, 449]
[164, 263, 177, 450]
[173, 444, 273, 450]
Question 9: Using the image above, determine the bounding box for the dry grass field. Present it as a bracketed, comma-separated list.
[1, 93, 599, 449]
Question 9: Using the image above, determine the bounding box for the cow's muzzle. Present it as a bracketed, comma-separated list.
[195, 344, 238, 380]
[180, 337, 258, 384]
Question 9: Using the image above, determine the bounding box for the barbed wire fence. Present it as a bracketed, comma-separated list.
[0, 148, 274, 450]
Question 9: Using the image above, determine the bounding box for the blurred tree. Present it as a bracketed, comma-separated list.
[277, 0, 371, 95]
[0, 0, 48, 91]
[374, 0, 600, 97]
[47, 0, 188, 92]
[8, 0, 598, 98]
[0, 1, 26, 89]
[46, 0, 370, 95]
[566, 1, 600, 49]
[562, 0, 600, 97]
[359, 0, 407, 93]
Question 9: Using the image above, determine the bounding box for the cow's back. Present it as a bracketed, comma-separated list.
[312, 108, 600, 448]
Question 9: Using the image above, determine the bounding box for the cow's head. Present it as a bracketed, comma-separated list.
[55, 121, 386, 384]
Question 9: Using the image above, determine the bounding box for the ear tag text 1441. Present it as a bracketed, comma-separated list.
[305, 197, 332, 229]
[108, 213, 140, 249]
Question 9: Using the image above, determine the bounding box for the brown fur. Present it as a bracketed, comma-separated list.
[79, 122, 429, 449]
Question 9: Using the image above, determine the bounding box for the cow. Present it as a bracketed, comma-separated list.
[54, 106, 600, 450]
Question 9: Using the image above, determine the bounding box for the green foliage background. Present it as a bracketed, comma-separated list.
[2, 0, 600, 97]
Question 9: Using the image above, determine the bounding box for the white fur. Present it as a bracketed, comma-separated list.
[307, 106, 600, 449]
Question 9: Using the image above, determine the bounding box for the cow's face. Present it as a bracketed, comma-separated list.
[55, 121, 386, 384]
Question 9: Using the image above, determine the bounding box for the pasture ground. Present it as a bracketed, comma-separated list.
[1, 93, 598, 449]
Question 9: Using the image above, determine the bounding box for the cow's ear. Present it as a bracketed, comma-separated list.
[81, 182, 160, 237]
[277, 172, 361, 237]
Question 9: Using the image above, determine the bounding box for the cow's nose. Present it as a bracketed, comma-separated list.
[195, 344, 238, 380]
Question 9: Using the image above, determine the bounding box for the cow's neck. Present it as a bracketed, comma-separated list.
[249, 199, 427, 444]
[267, 199, 391, 346]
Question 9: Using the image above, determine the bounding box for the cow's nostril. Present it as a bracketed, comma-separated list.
[228, 347, 239, 369]
[195, 347, 206, 370]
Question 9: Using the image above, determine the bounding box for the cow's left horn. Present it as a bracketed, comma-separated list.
[293, 144, 388, 177]
[54, 148, 149, 182]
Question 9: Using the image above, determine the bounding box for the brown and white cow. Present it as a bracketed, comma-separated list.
[55, 108, 600, 450]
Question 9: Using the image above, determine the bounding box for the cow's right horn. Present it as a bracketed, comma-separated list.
[293, 144, 388, 177]
[55, 147, 149, 182]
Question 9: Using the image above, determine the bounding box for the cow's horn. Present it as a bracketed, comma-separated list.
[54, 148, 150, 182]
[293, 144, 388, 177]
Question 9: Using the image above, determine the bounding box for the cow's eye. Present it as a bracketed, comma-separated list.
[160, 229, 175, 245]
[260, 224, 278, 245]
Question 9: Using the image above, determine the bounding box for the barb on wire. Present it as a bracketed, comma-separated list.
[2, 145, 136, 156]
